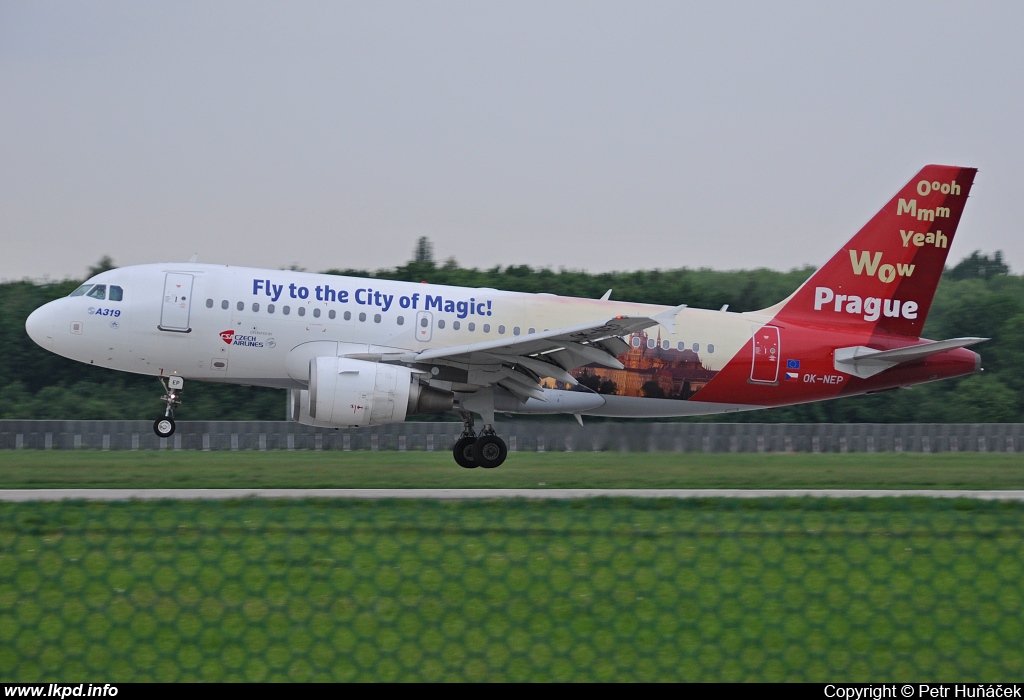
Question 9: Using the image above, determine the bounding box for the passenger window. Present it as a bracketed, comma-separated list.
[344, 311, 351, 321]
[328, 310, 336, 319]
[692, 343, 700, 352]
[453, 321, 460, 330]
[221, 300, 229, 310]
[69, 285, 92, 297]
[662, 340, 669, 350]
[483, 324, 490, 333]
[109, 286, 123, 302]
[252, 303, 260, 312]
[86, 285, 106, 300]
[420, 317, 428, 327]
[438, 320, 446, 329]
[498, 325, 505, 334]
[513, 326, 520, 336]
[397, 316, 404, 326]
[268, 304, 275, 314]
[467, 322, 475, 331]
[298, 307, 305, 317]
[633, 337, 642, 348]
[677, 342, 684, 351]
[237, 301, 244, 311]
[283, 306, 290, 315]
[206, 299, 213, 308]
[647, 338, 656, 349]
[528, 328, 535, 334]
[313, 308, 320, 318]
[374, 314, 381, 323]
[708, 344, 715, 353]
[358, 312, 366, 322]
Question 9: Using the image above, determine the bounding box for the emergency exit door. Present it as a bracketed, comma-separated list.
[415, 311, 433, 342]
[159, 273, 194, 332]
[750, 325, 780, 384]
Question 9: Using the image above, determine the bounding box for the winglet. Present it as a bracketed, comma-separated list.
[600, 289, 612, 301]
[188, 252, 199, 263]
[651, 304, 687, 334]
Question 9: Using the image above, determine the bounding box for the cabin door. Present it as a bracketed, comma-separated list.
[159, 273, 194, 333]
[750, 325, 780, 384]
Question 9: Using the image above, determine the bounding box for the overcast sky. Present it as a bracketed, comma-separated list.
[2, 1, 1022, 282]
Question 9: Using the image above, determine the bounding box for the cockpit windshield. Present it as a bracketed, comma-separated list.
[70, 283, 123, 301]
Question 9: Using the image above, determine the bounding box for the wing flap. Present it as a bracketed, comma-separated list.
[482, 353, 579, 386]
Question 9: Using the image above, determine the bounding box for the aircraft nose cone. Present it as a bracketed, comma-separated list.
[25, 304, 55, 350]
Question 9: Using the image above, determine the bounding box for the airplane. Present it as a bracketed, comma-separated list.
[25, 164, 986, 468]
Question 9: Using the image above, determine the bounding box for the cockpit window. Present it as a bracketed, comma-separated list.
[69, 285, 92, 297]
[86, 285, 107, 300]
[109, 285, 123, 302]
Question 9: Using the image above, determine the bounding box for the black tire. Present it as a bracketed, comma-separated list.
[473, 435, 508, 469]
[453, 436, 478, 468]
[154, 417, 176, 438]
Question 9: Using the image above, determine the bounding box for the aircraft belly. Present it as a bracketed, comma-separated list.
[583, 395, 758, 418]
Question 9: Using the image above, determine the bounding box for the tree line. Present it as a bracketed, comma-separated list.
[0, 244, 1019, 423]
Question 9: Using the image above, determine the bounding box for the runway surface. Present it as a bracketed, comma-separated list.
[1, 489, 1024, 501]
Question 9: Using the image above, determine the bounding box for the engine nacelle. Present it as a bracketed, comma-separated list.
[291, 357, 453, 428]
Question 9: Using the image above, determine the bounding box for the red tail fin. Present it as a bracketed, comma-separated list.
[773, 164, 977, 337]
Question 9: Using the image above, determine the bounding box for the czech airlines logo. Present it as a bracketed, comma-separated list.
[218, 329, 264, 348]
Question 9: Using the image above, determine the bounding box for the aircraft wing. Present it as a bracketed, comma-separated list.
[344, 306, 685, 402]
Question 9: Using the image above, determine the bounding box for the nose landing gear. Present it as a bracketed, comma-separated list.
[452, 411, 508, 468]
[153, 376, 183, 438]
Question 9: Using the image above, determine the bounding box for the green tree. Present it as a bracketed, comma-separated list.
[942, 374, 1018, 423]
[87, 255, 116, 277]
[3, 249, 1021, 422]
[414, 237, 434, 264]
[946, 250, 1009, 281]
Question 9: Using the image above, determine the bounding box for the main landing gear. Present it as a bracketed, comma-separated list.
[153, 376, 184, 438]
[452, 411, 508, 469]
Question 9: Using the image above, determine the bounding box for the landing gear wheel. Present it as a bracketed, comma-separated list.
[154, 417, 176, 438]
[453, 436, 479, 469]
[473, 435, 508, 469]
[155, 377, 182, 439]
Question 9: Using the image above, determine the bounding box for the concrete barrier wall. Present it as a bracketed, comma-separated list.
[1, 420, 1022, 453]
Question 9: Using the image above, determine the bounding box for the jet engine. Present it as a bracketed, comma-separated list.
[291, 357, 453, 428]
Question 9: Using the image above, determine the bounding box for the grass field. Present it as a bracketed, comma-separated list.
[2, 453, 1023, 681]
[1, 496, 1022, 681]
[1, 451, 1024, 489]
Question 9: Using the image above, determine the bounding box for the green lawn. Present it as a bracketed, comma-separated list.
[0, 451, 1022, 489]
[1, 497, 1021, 681]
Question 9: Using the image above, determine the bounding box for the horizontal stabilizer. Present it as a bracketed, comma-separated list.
[834, 337, 986, 379]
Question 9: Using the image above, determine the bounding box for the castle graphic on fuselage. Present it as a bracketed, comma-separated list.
[541, 330, 719, 400]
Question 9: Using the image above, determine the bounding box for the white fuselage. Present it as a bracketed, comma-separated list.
[26, 262, 763, 417]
